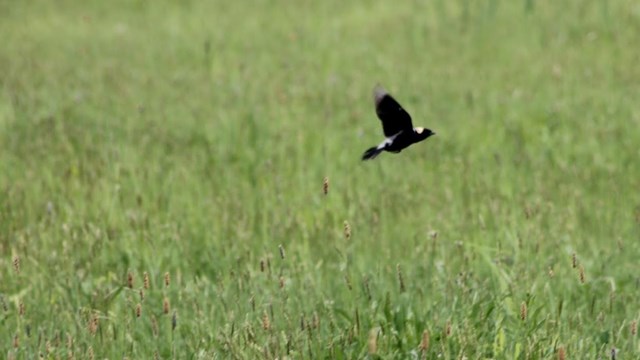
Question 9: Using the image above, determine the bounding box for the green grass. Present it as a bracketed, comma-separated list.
[1, 0, 640, 358]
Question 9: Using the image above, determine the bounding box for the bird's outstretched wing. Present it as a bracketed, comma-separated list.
[373, 85, 413, 137]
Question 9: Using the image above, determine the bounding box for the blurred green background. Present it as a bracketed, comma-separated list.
[1, 0, 639, 358]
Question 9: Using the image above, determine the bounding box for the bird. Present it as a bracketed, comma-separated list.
[361, 85, 435, 161]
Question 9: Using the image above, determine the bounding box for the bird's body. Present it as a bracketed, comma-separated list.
[361, 85, 435, 160]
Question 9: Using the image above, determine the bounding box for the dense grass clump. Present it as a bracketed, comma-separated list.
[1, 0, 639, 358]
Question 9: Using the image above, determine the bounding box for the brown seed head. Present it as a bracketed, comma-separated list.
[572, 253, 577, 268]
[87, 346, 94, 360]
[397, 264, 406, 292]
[579, 265, 586, 284]
[557, 346, 566, 360]
[420, 330, 430, 351]
[631, 320, 637, 336]
[135, 303, 142, 318]
[139, 289, 145, 301]
[343, 221, 351, 240]
[18, 300, 25, 317]
[88, 314, 98, 335]
[262, 311, 271, 330]
[363, 277, 372, 300]
[322, 176, 329, 195]
[444, 321, 452, 338]
[143, 272, 150, 289]
[279, 276, 285, 289]
[13, 334, 19, 348]
[520, 301, 527, 321]
[127, 272, 134, 289]
[278, 244, 285, 259]
[12, 255, 20, 274]
[164, 272, 170, 288]
[171, 311, 177, 331]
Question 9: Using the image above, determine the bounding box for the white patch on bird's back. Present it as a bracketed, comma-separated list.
[414, 127, 424, 134]
[377, 131, 401, 150]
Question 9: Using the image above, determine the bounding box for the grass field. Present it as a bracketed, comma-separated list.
[1, 0, 640, 358]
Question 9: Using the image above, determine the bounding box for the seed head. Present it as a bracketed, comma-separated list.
[164, 272, 170, 288]
[18, 300, 25, 317]
[163, 297, 170, 314]
[87, 346, 94, 360]
[571, 253, 577, 268]
[322, 176, 329, 195]
[557, 346, 565, 360]
[127, 272, 134, 289]
[151, 315, 159, 337]
[579, 265, 586, 284]
[444, 321, 452, 338]
[420, 329, 430, 352]
[631, 320, 637, 336]
[520, 301, 527, 321]
[262, 311, 271, 331]
[343, 221, 351, 240]
[12, 255, 20, 274]
[344, 274, 352, 290]
[278, 244, 285, 259]
[66, 333, 73, 349]
[13, 334, 19, 348]
[363, 277, 372, 301]
[139, 289, 145, 301]
[171, 311, 177, 331]
[367, 328, 378, 355]
[143, 272, 150, 289]
[88, 314, 98, 335]
[397, 264, 406, 292]
[135, 303, 142, 318]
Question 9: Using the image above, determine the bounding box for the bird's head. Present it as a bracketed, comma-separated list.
[414, 127, 435, 140]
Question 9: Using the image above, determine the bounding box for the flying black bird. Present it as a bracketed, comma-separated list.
[361, 85, 435, 161]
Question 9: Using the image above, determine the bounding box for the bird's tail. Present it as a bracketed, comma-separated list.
[361, 146, 383, 161]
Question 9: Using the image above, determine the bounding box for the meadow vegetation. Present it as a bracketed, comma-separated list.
[1, 0, 639, 358]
